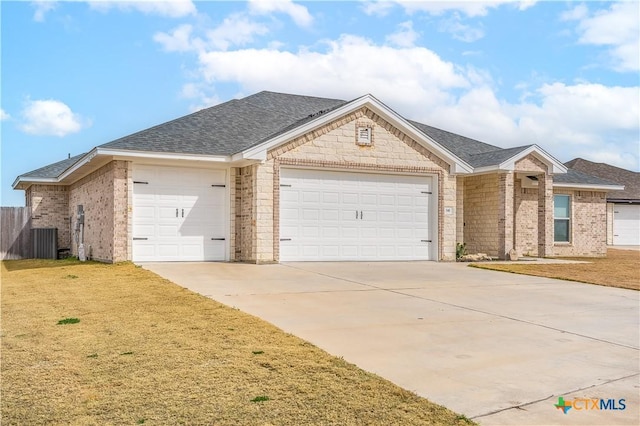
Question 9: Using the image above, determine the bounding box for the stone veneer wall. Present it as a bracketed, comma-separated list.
[606, 203, 614, 245]
[463, 174, 499, 257]
[552, 189, 607, 257]
[456, 176, 464, 246]
[26, 185, 70, 250]
[235, 107, 456, 262]
[514, 178, 539, 256]
[235, 166, 256, 262]
[69, 160, 129, 262]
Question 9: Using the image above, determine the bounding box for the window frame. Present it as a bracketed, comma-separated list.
[553, 194, 571, 243]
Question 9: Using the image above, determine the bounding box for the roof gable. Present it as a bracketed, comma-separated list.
[238, 93, 473, 173]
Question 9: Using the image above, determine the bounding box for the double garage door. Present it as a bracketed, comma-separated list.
[133, 166, 435, 262]
[132, 165, 226, 262]
[613, 204, 640, 246]
[279, 169, 434, 261]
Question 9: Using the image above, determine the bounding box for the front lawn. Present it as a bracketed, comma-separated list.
[471, 249, 639, 290]
[1, 259, 472, 425]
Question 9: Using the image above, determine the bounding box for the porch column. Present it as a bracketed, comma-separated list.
[537, 174, 554, 257]
[498, 172, 514, 259]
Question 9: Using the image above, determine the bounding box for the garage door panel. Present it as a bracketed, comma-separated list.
[613, 204, 640, 246]
[321, 210, 339, 221]
[159, 207, 178, 220]
[379, 195, 395, 205]
[342, 193, 359, 204]
[158, 224, 179, 237]
[281, 190, 298, 202]
[302, 209, 320, 220]
[322, 227, 340, 238]
[280, 169, 434, 261]
[361, 194, 378, 205]
[135, 225, 155, 237]
[133, 165, 226, 262]
[302, 226, 320, 238]
[135, 206, 155, 220]
[323, 192, 339, 203]
[158, 244, 179, 257]
[342, 226, 358, 238]
[302, 191, 320, 203]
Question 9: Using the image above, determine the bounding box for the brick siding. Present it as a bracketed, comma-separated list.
[552, 190, 607, 256]
[26, 185, 70, 250]
[69, 160, 129, 262]
[235, 106, 456, 262]
[463, 174, 500, 256]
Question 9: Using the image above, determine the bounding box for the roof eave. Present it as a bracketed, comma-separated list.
[553, 182, 625, 191]
[12, 176, 59, 190]
[240, 94, 473, 174]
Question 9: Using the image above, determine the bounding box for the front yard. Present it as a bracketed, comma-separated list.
[1, 259, 471, 425]
[471, 248, 639, 290]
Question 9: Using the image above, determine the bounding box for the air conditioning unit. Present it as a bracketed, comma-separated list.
[32, 228, 58, 259]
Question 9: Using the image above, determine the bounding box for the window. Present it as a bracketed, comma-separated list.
[554, 195, 571, 242]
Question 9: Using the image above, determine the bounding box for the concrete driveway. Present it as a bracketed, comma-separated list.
[144, 261, 639, 425]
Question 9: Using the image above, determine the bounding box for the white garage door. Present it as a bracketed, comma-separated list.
[279, 169, 434, 261]
[613, 204, 640, 246]
[132, 165, 226, 261]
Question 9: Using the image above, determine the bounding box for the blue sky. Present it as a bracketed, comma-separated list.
[1, 0, 639, 206]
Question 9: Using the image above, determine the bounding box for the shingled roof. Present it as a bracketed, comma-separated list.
[100, 91, 347, 155]
[14, 91, 622, 191]
[564, 158, 640, 201]
[19, 153, 87, 179]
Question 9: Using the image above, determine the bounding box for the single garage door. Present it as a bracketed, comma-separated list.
[613, 204, 640, 246]
[279, 168, 434, 261]
[132, 165, 226, 261]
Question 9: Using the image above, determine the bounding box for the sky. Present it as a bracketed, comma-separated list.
[1, 0, 639, 206]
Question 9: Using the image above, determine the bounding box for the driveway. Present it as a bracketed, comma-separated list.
[144, 261, 639, 425]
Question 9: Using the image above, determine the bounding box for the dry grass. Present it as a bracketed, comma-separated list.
[1, 259, 472, 426]
[471, 249, 639, 290]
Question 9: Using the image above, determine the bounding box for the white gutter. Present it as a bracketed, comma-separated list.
[553, 182, 625, 191]
[12, 176, 58, 189]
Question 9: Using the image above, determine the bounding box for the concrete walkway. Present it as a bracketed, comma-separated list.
[143, 261, 639, 426]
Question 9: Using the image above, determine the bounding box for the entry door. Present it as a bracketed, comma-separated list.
[132, 165, 226, 261]
[279, 168, 434, 261]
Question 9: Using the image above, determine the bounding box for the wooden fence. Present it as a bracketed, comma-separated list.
[1, 207, 32, 260]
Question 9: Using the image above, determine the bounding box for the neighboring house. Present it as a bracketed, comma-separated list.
[565, 158, 640, 246]
[13, 91, 623, 263]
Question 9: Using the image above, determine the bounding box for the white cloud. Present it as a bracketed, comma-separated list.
[157, 28, 639, 171]
[439, 15, 485, 42]
[32, 1, 57, 22]
[154, 24, 199, 52]
[88, 0, 196, 18]
[19, 99, 90, 137]
[397, 0, 535, 17]
[361, 0, 396, 17]
[386, 21, 419, 47]
[248, 0, 313, 27]
[0, 109, 10, 121]
[196, 35, 470, 112]
[426, 82, 639, 170]
[207, 14, 269, 51]
[564, 2, 639, 72]
[560, 3, 588, 22]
